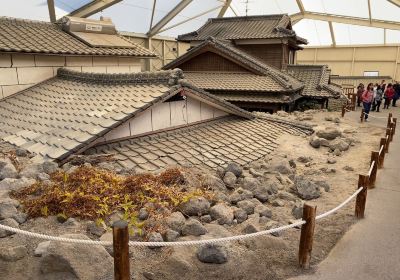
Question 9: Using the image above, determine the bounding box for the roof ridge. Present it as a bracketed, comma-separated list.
[0, 16, 54, 27]
[209, 14, 287, 22]
[57, 68, 184, 85]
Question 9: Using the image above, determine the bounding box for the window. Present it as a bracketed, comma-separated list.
[364, 71, 379, 77]
[289, 50, 295, 65]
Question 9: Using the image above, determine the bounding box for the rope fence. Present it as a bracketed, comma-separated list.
[0, 112, 396, 279]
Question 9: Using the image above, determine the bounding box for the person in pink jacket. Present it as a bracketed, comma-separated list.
[362, 83, 374, 121]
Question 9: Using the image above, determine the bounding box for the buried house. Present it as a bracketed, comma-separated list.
[163, 14, 342, 113]
[0, 68, 312, 172]
[0, 16, 156, 100]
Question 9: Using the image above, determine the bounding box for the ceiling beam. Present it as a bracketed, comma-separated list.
[328, 21, 336, 47]
[218, 0, 232, 17]
[149, 0, 157, 29]
[388, 0, 400, 7]
[68, 0, 123, 18]
[147, 0, 193, 37]
[295, 0, 306, 14]
[290, 12, 400, 30]
[47, 0, 56, 22]
[367, 0, 372, 24]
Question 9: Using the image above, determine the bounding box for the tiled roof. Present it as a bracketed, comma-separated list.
[0, 17, 155, 57]
[214, 92, 301, 104]
[163, 37, 304, 92]
[88, 116, 313, 172]
[288, 65, 342, 98]
[0, 68, 251, 161]
[178, 14, 307, 44]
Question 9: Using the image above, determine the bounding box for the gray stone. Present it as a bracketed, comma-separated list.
[237, 200, 255, 215]
[270, 161, 292, 174]
[213, 191, 229, 203]
[164, 229, 180, 242]
[64, 218, 80, 227]
[0, 178, 35, 192]
[343, 165, 354, 171]
[292, 203, 303, 219]
[288, 159, 297, 168]
[223, 171, 237, 188]
[327, 157, 337, 164]
[265, 221, 282, 237]
[309, 136, 321, 148]
[197, 244, 228, 264]
[277, 191, 297, 202]
[292, 176, 321, 200]
[181, 218, 207, 236]
[271, 199, 285, 207]
[40, 234, 113, 279]
[37, 172, 50, 181]
[315, 181, 330, 192]
[87, 222, 106, 237]
[325, 116, 333, 121]
[203, 174, 226, 192]
[228, 192, 242, 204]
[138, 208, 149, 220]
[180, 196, 210, 216]
[19, 163, 44, 179]
[225, 162, 243, 177]
[249, 168, 263, 177]
[320, 138, 330, 147]
[166, 212, 186, 232]
[216, 167, 225, 179]
[12, 212, 28, 224]
[16, 148, 29, 157]
[254, 205, 272, 218]
[148, 232, 163, 249]
[0, 218, 18, 237]
[297, 156, 312, 163]
[316, 127, 341, 140]
[200, 215, 212, 223]
[0, 202, 18, 219]
[241, 214, 260, 234]
[42, 161, 59, 174]
[329, 139, 350, 152]
[0, 245, 27, 261]
[209, 203, 234, 225]
[34, 241, 50, 257]
[0, 159, 17, 180]
[253, 184, 276, 203]
[233, 208, 248, 223]
[242, 177, 260, 191]
[143, 271, 156, 280]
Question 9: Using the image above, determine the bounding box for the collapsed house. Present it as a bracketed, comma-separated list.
[164, 14, 342, 113]
[0, 69, 311, 171]
[0, 16, 156, 100]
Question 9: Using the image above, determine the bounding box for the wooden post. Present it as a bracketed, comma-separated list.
[355, 175, 369, 218]
[360, 108, 365, 123]
[341, 105, 346, 117]
[112, 220, 130, 280]
[393, 118, 397, 135]
[352, 94, 356, 110]
[369, 151, 379, 188]
[379, 138, 386, 168]
[299, 204, 317, 269]
[387, 113, 393, 128]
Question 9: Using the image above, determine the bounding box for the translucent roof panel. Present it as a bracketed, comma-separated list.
[230, 0, 300, 16]
[3, 0, 51, 21]
[55, 0, 94, 18]
[386, 30, 400, 44]
[333, 23, 384, 45]
[370, 0, 400, 21]
[294, 20, 332, 46]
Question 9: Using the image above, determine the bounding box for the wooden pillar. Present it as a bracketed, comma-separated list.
[112, 220, 130, 280]
[341, 105, 345, 117]
[352, 94, 356, 110]
[355, 175, 369, 219]
[299, 204, 317, 269]
[379, 138, 386, 168]
[393, 118, 397, 135]
[369, 151, 379, 188]
[360, 108, 365, 123]
[387, 113, 393, 128]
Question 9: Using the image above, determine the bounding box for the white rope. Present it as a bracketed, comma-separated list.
[379, 145, 384, 155]
[368, 161, 375, 177]
[316, 187, 363, 220]
[0, 187, 365, 247]
[361, 111, 388, 119]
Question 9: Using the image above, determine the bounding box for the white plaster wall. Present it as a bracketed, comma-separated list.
[102, 96, 229, 143]
[0, 53, 142, 99]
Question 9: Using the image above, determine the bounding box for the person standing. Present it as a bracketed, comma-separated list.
[392, 81, 400, 107]
[375, 85, 383, 112]
[357, 83, 364, 107]
[362, 83, 374, 121]
[371, 83, 378, 111]
[383, 83, 395, 109]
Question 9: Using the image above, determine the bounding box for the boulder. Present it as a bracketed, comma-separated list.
[0, 202, 18, 220]
[197, 244, 228, 264]
[292, 176, 321, 200]
[200, 215, 212, 223]
[138, 208, 149, 220]
[249, 168, 263, 177]
[316, 127, 341, 140]
[148, 232, 164, 249]
[236, 200, 255, 215]
[15, 148, 29, 157]
[87, 222, 106, 237]
[241, 214, 260, 234]
[270, 160, 292, 174]
[180, 196, 210, 216]
[233, 208, 248, 223]
[271, 199, 285, 207]
[309, 136, 322, 148]
[42, 161, 59, 174]
[0, 177, 36, 192]
[35, 241, 51, 257]
[327, 157, 337, 164]
[277, 191, 297, 202]
[223, 172, 237, 188]
[225, 162, 242, 177]
[0, 245, 27, 261]
[343, 166, 354, 171]
[209, 203, 234, 225]
[297, 156, 312, 163]
[40, 234, 113, 279]
[242, 177, 260, 191]
[181, 219, 207, 236]
[203, 174, 226, 192]
[253, 183, 277, 203]
[315, 181, 330, 192]
[164, 229, 180, 242]
[0, 159, 17, 180]
[12, 212, 28, 224]
[254, 205, 272, 218]
[19, 163, 44, 179]
[37, 173, 50, 181]
[329, 139, 350, 152]
[166, 212, 186, 232]
[0, 218, 18, 237]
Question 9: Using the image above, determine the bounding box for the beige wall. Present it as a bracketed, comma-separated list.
[0, 53, 142, 99]
[296, 45, 400, 81]
[98, 96, 228, 144]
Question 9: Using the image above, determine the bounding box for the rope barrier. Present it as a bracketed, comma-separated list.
[368, 161, 375, 177]
[379, 145, 384, 155]
[0, 187, 364, 247]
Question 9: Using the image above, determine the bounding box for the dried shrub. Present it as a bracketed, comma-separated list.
[12, 166, 211, 237]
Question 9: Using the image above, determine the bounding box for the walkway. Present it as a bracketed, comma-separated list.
[290, 107, 400, 280]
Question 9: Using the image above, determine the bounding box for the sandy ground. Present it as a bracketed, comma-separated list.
[0, 109, 387, 280]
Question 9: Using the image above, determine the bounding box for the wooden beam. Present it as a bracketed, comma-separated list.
[47, 0, 56, 23]
[218, 0, 232, 17]
[328, 21, 336, 47]
[367, 0, 372, 24]
[68, 0, 123, 18]
[147, 0, 193, 37]
[388, 0, 400, 7]
[149, 0, 157, 30]
[296, 0, 306, 14]
[290, 11, 400, 31]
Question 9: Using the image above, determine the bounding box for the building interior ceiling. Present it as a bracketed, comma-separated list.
[3, 0, 400, 46]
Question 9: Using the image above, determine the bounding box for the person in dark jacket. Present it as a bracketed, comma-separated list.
[384, 83, 395, 109]
[375, 85, 383, 112]
[357, 83, 364, 107]
[393, 81, 400, 107]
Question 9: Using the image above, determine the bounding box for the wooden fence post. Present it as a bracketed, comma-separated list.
[355, 175, 369, 219]
[360, 108, 365, 123]
[341, 105, 346, 118]
[352, 94, 356, 110]
[387, 113, 393, 128]
[379, 138, 386, 168]
[369, 151, 379, 188]
[299, 204, 317, 269]
[393, 118, 397, 135]
[389, 123, 394, 142]
[113, 220, 130, 280]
